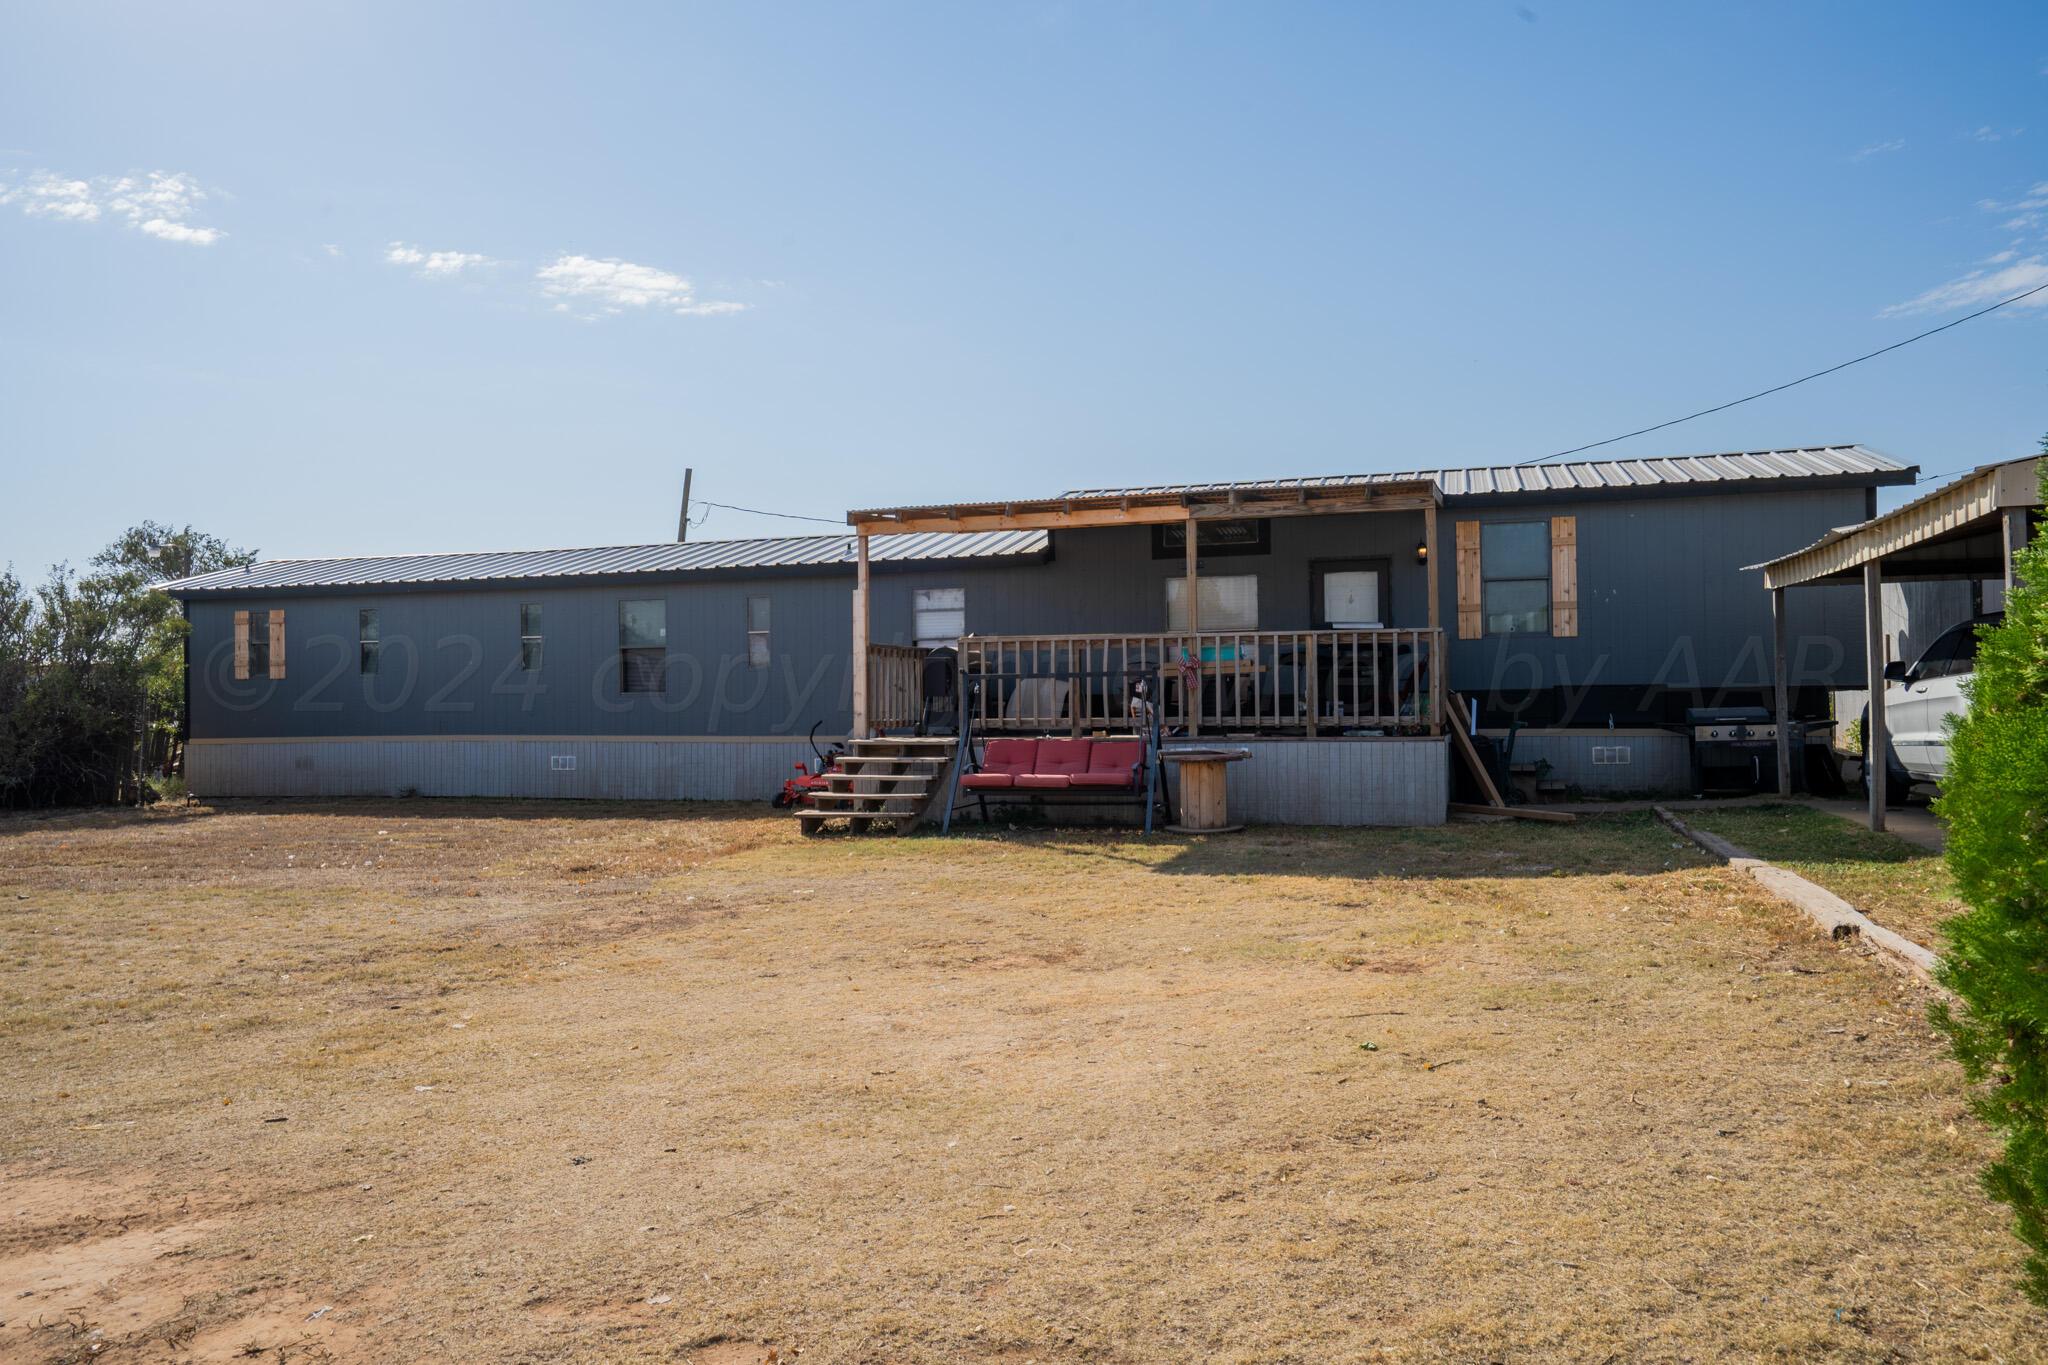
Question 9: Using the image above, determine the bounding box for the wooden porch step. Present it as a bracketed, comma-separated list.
[805, 792, 925, 812]
[824, 773, 933, 790]
[832, 754, 952, 768]
[798, 736, 962, 836]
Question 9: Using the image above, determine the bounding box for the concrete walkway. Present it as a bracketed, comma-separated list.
[1804, 797, 1947, 853]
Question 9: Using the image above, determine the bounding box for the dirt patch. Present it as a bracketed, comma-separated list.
[0, 801, 2036, 1362]
[686, 1339, 784, 1365]
[0, 1167, 379, 1363]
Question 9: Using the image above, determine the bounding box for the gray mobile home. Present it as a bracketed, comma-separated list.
[164, 445, 1912, 822]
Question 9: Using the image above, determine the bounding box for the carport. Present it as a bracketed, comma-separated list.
[1754, 455, 2040, 830]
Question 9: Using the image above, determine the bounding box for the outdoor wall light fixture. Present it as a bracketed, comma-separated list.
[1414, 540, 1429, 565]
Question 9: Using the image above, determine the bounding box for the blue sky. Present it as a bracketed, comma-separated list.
[3, 2, 2045, 575]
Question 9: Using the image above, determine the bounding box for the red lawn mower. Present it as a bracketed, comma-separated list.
[771, 723, 845, 810]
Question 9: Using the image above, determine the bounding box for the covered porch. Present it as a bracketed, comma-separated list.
[846, 479, 1447, 741]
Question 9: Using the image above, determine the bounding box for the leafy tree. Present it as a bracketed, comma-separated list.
[0, 524, 253, 806]
[88, 523, 256, 767]
[1933, 437, 2048, 1302]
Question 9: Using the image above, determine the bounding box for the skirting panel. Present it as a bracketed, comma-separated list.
[187, 738, 815, 802]
[189, 736, 1448, 825]
[1217, 738, 1447, 826]
[1486, 731, 1692, 795]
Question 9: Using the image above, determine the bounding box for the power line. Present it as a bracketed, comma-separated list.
[1517, 279, 2048, 467]
[694, 499, 846, 528]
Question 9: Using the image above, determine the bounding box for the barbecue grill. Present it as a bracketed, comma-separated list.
[1685, 705, 1820, 794]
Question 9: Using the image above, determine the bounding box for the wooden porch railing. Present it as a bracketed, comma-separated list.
[958, 629, 1444, 736]
[867, 643, 927, 733]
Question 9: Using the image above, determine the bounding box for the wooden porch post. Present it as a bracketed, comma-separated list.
[1862, 561, 1886, 832]
[1771, 587, 1791, 797]
[1424, 503, 1441, 734]
[2006, 507, 2032, 594]
[1184, 513, 1199, 737]
[852, 530, 871, 739]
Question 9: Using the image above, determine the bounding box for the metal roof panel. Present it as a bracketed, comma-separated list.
[161, 529, 1051, 595]
[1060, 445, 1908, 501]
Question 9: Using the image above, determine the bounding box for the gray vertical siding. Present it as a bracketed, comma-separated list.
[183, 485, 1877, 749]
[187, 574, 863, 742]
[1436, 487, 1871, 701]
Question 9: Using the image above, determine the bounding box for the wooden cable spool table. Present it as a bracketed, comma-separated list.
[1161, 746, 1251, 834]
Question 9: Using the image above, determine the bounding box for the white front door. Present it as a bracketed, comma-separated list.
[1322, 569, 1383, 627]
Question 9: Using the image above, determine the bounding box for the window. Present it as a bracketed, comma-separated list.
[1151, 519, 1271, 559]
[244, 611, 271, 677]
[1481, 522, 1549, 635]
[1165, 575, 1258, 631]
[1310, 559, 1390, 628]
[746, 597, 771, 668]
[519, 603, 543, 671]
[913, 588, 965, 648]
[618, 599, 667, 693]
[358, 609, 381, 674]
[234, 608, 283, 680]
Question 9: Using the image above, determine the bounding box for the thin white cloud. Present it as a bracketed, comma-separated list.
[1882, 178, 2048, 315]
[385, 241, 489, 277]
[535, 253, 743, 318]
[1882, 256, 2048, 317]
[139, 218, 221, 245]
[0, 168, 222, 244]
[1976, 180, 2048, 233]
[321, 243, 343, 257]
[1973, 125, 2025, 143]
[0, 173, 100, 221]
[1851, 138, 1906, 161]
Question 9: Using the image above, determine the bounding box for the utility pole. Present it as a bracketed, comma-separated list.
[677, 467, 694, 543]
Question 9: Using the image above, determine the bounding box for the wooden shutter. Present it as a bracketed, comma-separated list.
[1455, 521, 1482, 639]
[268, 610, 286, 679]
[1550, 515, 1578, 638]
[233, 610, 251, 680]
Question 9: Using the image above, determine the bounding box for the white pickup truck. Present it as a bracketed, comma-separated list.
[1863, 611, 2000, 804]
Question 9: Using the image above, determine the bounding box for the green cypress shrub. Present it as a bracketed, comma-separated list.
[1933, 450, 2048, 1302]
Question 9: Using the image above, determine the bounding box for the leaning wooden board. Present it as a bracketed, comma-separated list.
[1449, 802, 1575, 824]
[1446, 691, 1507, 809]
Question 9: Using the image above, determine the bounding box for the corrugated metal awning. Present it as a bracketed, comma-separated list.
[1750, 456, 2042, 588]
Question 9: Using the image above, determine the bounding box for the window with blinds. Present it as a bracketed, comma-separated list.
[358, 609, 381, 674]
[747, 596, 771, 668]
[519, 603, 543, 671]
[1481, 522, 1550, 634]
[1165, 575, 1258, 632]
[618, 598, 667, 693]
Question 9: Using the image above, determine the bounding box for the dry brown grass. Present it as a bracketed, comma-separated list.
[0, 800, 2036, 1363]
